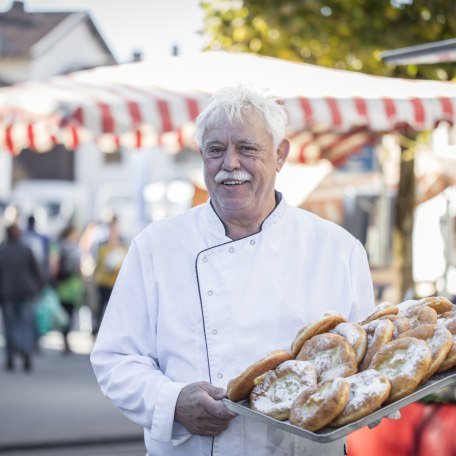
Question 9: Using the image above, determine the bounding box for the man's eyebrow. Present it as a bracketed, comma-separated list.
[204, 139, 225, 146]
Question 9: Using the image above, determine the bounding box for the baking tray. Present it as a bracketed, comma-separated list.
[222, 367, 456, 443]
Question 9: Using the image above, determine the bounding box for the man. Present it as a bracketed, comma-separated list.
[0, 224, 43, 371]
[91, 85, 375, 455]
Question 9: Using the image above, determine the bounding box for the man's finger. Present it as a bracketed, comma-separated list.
[202, 383, 226, 400]
[201, 396, 236, 420]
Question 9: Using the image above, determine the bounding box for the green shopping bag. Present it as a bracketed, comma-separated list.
[35, 286, 69, 335]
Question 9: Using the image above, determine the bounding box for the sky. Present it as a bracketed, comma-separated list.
[0, 0, 205, 62]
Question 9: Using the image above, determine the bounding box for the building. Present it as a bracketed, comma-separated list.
[0, 0, 116, 86]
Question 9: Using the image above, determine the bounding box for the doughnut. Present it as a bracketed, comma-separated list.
[329, 369, 391, 427]
[329, 322, 367, 365]
[399, 305, 438, 329]
[399, 324, 453, 381]
[360, 319, 395, 371]
[359, 302, 398, 325]
[289, 377, 350, 432]
[227, 350, 292, 402]
[290, 313, 346, 358]
[418, 296, 455, 315]
[437, 334, 456, 373]
[250, 360, 317, 420]
[379, 314, 411, 338]
[296, 333, 357, 383]
[369, 337, 432, 404]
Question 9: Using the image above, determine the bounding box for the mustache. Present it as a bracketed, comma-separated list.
[214, 170, 253, 184]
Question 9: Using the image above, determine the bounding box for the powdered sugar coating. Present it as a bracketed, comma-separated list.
[297, 333, 357, 382]
[370, 337, 431, 403]
[250, 361, 317, 417]
[344, 370, 390, 411]
[289, 377, 350, 431]
[331, 322, 364, 347]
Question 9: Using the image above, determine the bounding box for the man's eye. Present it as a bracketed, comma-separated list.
[240, 146, 256, 153]
[205, 147, 224, 156]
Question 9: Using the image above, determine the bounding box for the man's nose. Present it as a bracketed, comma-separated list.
[222, 145, 240, 170]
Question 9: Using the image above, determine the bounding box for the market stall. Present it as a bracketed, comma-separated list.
[0, 51, 454, 158]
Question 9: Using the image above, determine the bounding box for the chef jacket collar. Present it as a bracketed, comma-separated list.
[205, 191, 287, 241]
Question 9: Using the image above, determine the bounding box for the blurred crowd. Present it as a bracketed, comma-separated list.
[0, 210, 128, 373]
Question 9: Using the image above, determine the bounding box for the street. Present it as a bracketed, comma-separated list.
[0, 330, 145, 455]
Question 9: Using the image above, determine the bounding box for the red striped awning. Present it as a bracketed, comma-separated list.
[0, 52, 455, 164]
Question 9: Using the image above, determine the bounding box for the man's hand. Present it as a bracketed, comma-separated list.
[175, 381, 237, 436]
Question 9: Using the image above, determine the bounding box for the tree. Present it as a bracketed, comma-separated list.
[201, 0, 456, 80]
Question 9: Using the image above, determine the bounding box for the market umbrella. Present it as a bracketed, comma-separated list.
[0, 51, 455, 163]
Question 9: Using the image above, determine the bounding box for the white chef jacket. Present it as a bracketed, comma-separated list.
[91, 195, 375, 456]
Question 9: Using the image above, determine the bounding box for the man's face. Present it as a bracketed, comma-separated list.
[201, 109, 288, 224]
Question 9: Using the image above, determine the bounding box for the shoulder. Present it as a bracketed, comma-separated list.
[287, 206, 359, 250]
[133, 203, 205, 249]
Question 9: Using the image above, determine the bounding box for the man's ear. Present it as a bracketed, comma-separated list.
[276, 138, 290, 172]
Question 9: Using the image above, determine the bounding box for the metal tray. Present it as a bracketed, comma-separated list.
[222, 367, 456, 443]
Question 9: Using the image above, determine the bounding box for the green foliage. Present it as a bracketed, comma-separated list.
[201, 0, 456, 80]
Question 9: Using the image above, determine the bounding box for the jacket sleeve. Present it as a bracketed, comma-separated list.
[90, 237, 187, 442]
[348, 240, 376, 322]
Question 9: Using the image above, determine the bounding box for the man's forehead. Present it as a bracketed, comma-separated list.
[202, 107, 268, 143]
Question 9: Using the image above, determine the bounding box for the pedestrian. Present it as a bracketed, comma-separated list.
[91, 84, 375, 455]
[0, 224, 43, 372]
[55, 224, 84, 354]
[92, 215, 127, 335]
[22, 214, 51, 282]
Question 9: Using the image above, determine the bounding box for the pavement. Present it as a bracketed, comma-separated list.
[0, 329, 144, 454]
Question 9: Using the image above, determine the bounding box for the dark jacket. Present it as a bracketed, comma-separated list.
[0, 240, 43, 304]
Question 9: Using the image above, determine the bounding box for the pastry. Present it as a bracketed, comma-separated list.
[290, 313, 346, 358]
[360, 319, 395, 371]
[369, 337, 432, 404]
[296, 333, 357, 383]
[359, 302, 398, 325]
[329, 369, 391, 427]
[418, 296, 455, 315]
[379, 314, 411, 338]
[329, 322, 367, 365]
[399, 324, 452, 381]
[250, 360, 317, 420]
[437, 335, 456, 373]
[399, 304, 438, 329]
[227, 350, 292, 402]
[438, 311, 456, 334]
[289, 377, 350, 431]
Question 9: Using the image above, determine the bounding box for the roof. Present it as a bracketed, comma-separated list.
[381, 38, 456, 65]
[0, 52, 455, 157]
[0, 1, 116, 61]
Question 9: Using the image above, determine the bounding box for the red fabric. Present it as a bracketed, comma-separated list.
[347, 403, 456, 456]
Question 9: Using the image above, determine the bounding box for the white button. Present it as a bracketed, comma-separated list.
[212, 329, 217, 335]
[202, 257, 208, 263]
[229, 247, 235, 253]
[217, 373, 223, 379]
[250, 239, 255, 245]
[207, 290, 213, 296]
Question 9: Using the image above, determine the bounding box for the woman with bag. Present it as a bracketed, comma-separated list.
[55, 224, 84, 354]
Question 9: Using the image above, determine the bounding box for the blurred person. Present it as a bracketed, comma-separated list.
[55, 224, 84, 354]
[91, 85, 375, 455]
[0, 224, 43, 372]
[92, 215, 128, 335]
[22, 215, 50, 282]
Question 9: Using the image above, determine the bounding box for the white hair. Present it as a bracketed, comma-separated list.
[195, 84, 288, 149]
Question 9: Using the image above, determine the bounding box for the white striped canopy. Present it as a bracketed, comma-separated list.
[0, 52, 455, 164]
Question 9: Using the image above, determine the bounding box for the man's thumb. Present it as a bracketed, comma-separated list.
[203, 383, 226, 400]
